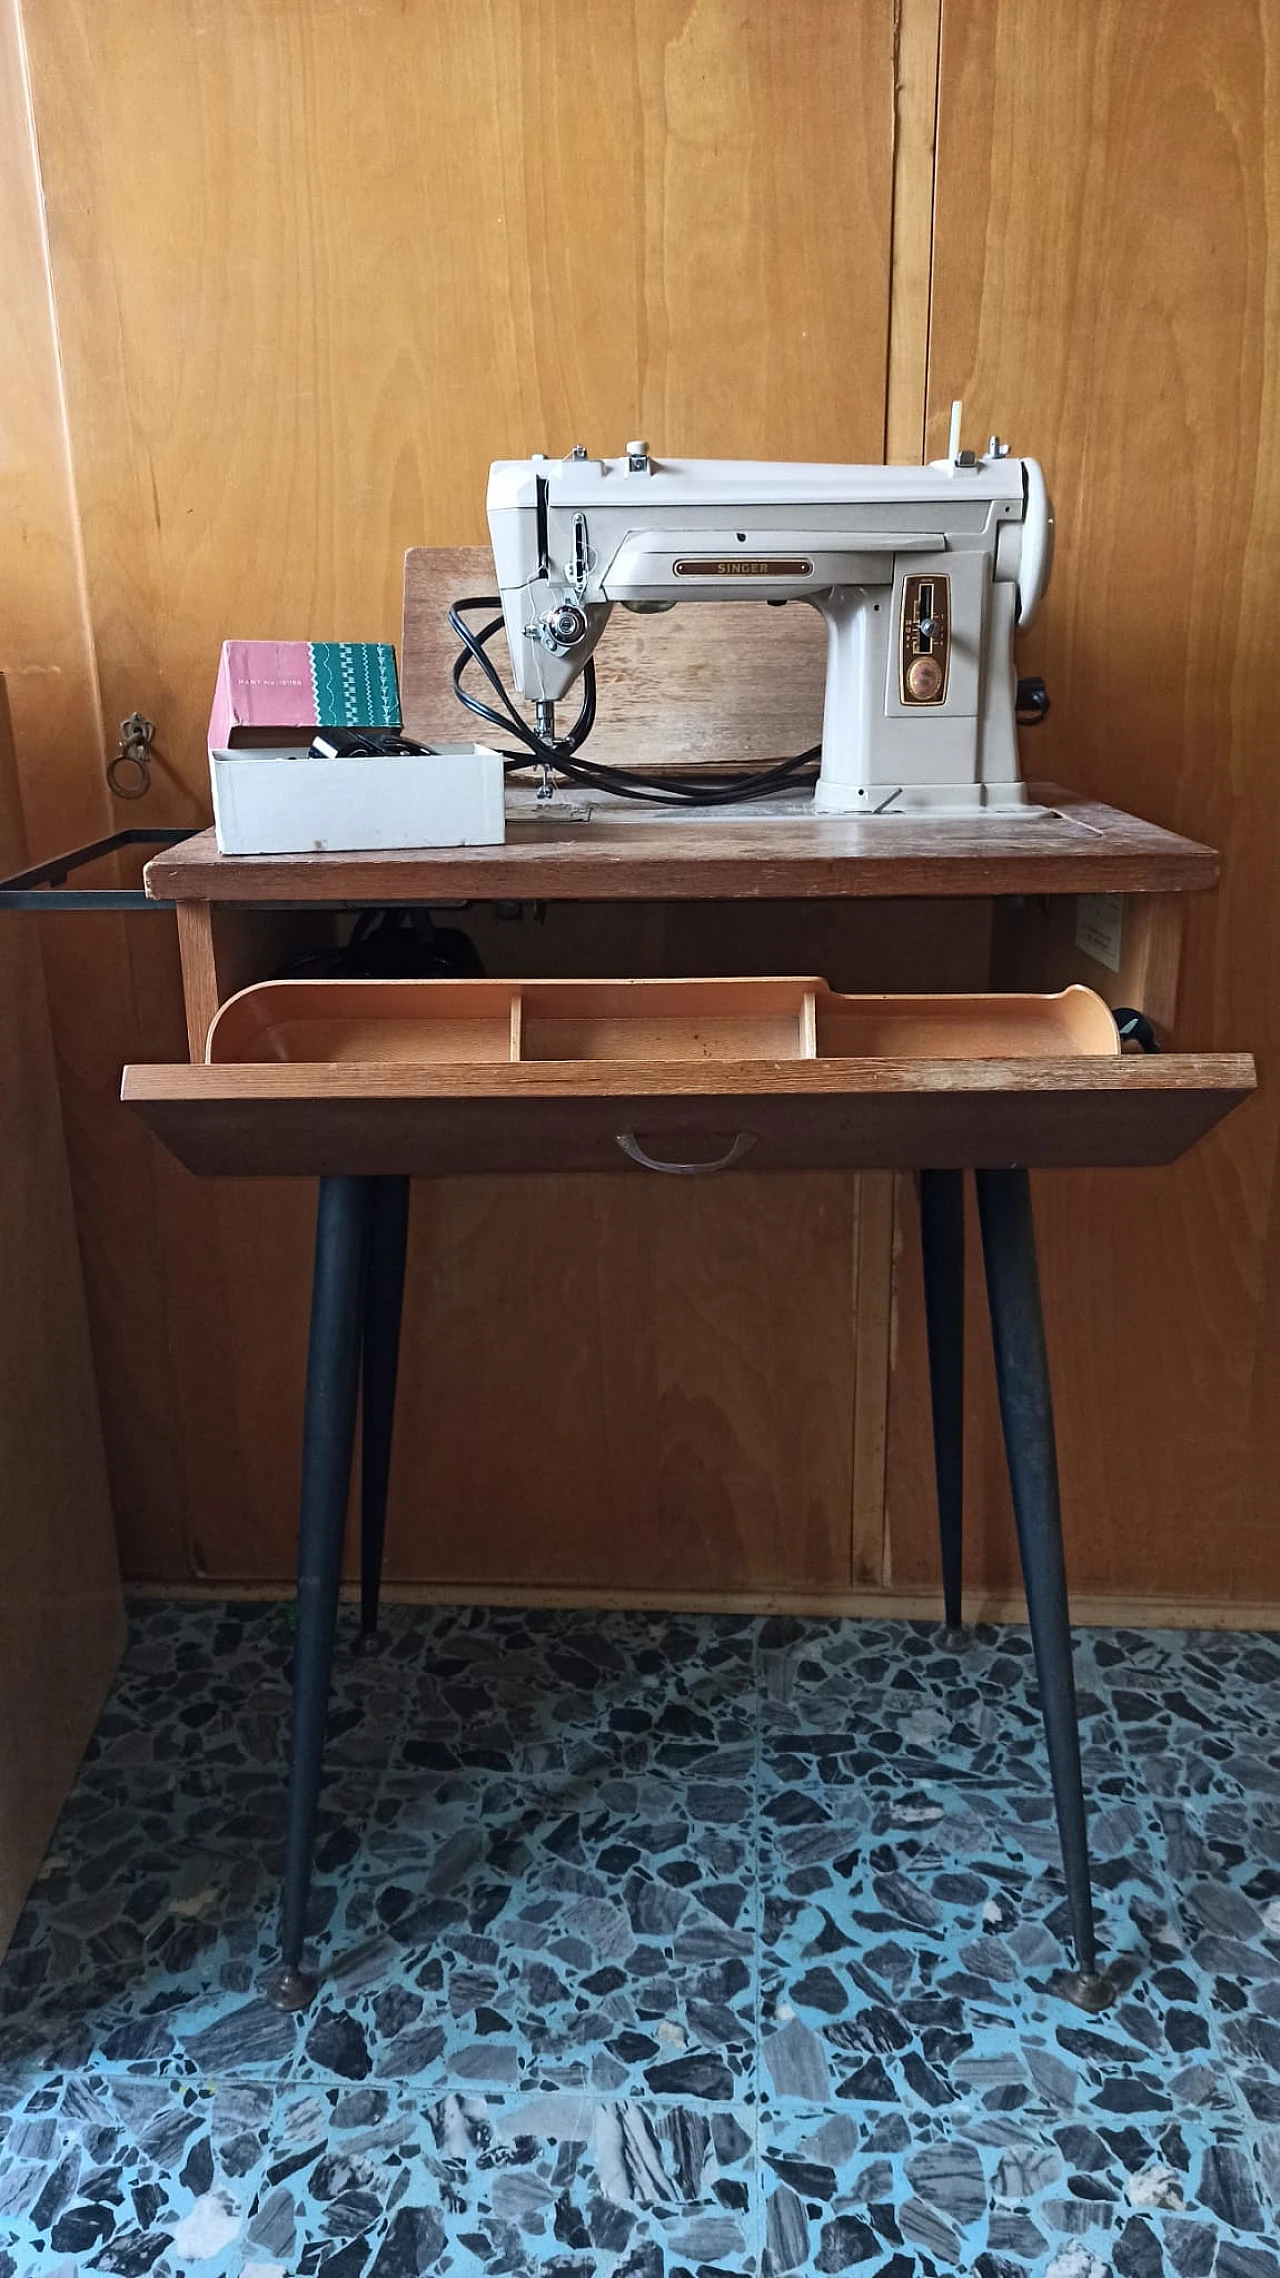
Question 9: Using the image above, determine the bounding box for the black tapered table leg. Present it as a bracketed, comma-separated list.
[975, 1166, 1116, 2013]
[265, 1174, 369, 2012]
[919, 1169, 966, 1634]
[357, 1175, 411, 1651]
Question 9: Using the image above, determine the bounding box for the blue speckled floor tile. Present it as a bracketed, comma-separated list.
[318, 1775, 756, 2098]
[759, 1619, 1133, 1803]
[3, 1603, 1280, 2276]
[755, 1775, 1233, 2136]
[1090, 1631, 1280, 1811]
[0, 2073, 758, 2276]
[755, 2099, 1275, 2277]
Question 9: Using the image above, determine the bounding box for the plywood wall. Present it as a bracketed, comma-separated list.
[886, 0, 1280, 1604]
[0, 677, 124, 1952]
[2, 0, 1276, 1611]
[0, 0, 194, 1575]
[7, 0, 904, 1595]
[21, 0, 895, 806]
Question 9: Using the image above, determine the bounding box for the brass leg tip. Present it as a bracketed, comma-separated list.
[264, 1964, 317, 2012]
[1051, 1965, 1118, 2013]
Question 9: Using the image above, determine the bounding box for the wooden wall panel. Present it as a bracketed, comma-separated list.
[0, 678, 125, 1954]
[888, 0, 1279, 1599]
[16, 0, 904, 1588]
[12, 0, 1274, 1610]
[0, 0, 103, 859]
[22, 0, 895, 810]
[0, 0, 193, 1576]
[388, 1174, 859, 1596]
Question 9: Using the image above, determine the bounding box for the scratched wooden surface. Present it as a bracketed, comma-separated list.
[124, 1053, 1253, 1180]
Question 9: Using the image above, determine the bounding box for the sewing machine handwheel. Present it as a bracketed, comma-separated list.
[1113, 1008, 1161, 1055]
[1015, 675, 1050, 725]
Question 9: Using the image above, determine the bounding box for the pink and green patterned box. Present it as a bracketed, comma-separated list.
[207, 640, 401, 751]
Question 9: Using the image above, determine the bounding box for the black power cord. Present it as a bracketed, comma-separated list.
[449, 594, 821, 807]
[275, 908, 485, 981]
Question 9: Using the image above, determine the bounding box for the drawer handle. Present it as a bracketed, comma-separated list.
[616, 1130, 758, 1176]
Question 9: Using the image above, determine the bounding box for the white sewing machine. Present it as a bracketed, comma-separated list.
[485, 409, 1053, 815]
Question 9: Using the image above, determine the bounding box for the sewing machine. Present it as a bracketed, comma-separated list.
[485, 409, 1053, 815]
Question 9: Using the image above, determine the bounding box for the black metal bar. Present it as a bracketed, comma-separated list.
[975, 1166, 1116, 2012]
[358, 1175, 411, 1649]
[0, 890, 175, 911]
[0, 826, 196, 910]
[919, 1168, 966, 1632]
[265, 1175, 369, 2012]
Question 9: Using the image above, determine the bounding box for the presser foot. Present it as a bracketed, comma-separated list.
[1051, 1965, 1119, 2014]
[264, 1964, 318, 2013]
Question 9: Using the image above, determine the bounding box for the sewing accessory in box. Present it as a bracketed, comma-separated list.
[207, 639, 504, 853]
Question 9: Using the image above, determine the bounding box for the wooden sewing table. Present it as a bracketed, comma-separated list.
[124, 786, 1252, 2014]
[122, 557, 1254, 2012]
[134, 781, 1246, 1175]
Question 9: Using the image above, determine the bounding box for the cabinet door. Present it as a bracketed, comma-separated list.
[0, 682, 124, 1956]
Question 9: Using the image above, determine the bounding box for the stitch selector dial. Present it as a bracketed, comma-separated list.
[906, 653, 944, 701]
[900, 571, 950, 705]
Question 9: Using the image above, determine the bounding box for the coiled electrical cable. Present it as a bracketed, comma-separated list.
[450, 595, 820, 807]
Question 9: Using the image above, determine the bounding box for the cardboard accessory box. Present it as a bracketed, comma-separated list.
[207, 639, 504, 853]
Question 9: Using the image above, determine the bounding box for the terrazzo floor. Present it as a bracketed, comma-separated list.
[1, 1604, 1279, 2278]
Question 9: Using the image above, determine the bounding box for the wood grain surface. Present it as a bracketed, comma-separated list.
[135, 1166, 862, 1597]
[7, 0, 1271, 1608]
[0, 678, 124, 1954]
[123, 1052, 1254, 1179]
[21, 0, 895, 821]
[0, 0, 196, 1580]
[129, 1575, 1280, 1633]
[147, 790, 1217, 905]
[885, 0, 943, 465]
[405, 549, 829, 775]
[887, 0, 1277, 1600]
[384, 1172, 860, 1596]
[11, 0, 904, 1590]
[993, 893, 1188, 1045]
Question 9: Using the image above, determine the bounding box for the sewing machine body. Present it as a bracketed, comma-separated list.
[487, 438, 1053, 814]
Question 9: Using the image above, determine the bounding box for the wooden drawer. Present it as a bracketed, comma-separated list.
[122, 976, 1254, 1177]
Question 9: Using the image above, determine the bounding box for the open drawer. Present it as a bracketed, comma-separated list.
[123, 975, 1255, 1177]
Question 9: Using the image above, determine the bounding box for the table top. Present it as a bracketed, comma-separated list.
[145, 783, 1218, 906]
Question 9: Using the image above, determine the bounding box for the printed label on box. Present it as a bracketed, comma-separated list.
[208, 640, 401, 752]
[1075, 892, 1124, 973]
[308, 643, 399, 727]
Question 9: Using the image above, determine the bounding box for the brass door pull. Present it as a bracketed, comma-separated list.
[108, 712, 156, 800]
